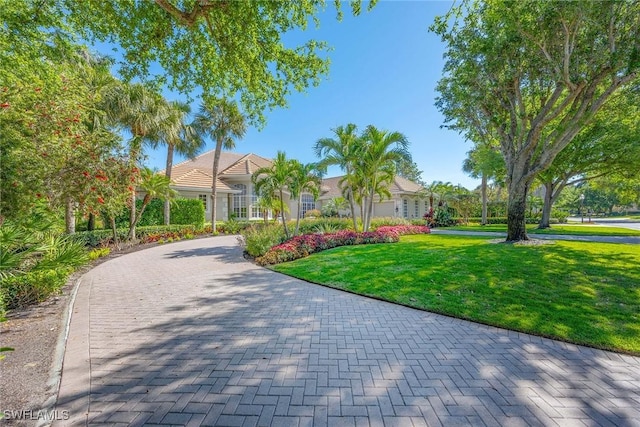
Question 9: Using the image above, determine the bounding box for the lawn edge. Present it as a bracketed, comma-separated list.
[270, 266, 640, 357]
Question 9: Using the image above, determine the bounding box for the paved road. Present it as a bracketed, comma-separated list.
[55, 236, 640, 426]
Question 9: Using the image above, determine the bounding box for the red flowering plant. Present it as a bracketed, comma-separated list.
[255, 225, 430, 266]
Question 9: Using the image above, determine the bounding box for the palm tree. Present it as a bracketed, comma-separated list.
[359, 125, 410, 231]
[252, 151, 294, 239]
[127, 168, 177, 240]
[153, 101, 204, 225]
[103, 82, 169, 240]
[288, 160, 321, 235]
[314, 124, 363, 231]
[194, 98, 246, 231]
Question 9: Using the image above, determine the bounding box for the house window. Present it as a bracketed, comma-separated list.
[402, 199, 408, 218]
[198, 194, 208, 211]
[301, 194, 315, 218]
[232, 184, 247, 218]
[250, 188, 261, 219]
[414, 200, 419, 218]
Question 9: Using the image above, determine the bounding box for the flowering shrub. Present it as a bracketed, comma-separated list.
[375, 225, 431, 237]
[255, 225, 430, 266]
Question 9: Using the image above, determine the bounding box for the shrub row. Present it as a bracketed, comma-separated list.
[453, 217, 567, 225]
[110, 198, 205, 228]
[255, 225, 430, 266]
[71, 224, 200, 247]
[1, 268, 72, 310]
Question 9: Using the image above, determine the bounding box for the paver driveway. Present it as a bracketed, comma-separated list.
[55, 236, 640, 426]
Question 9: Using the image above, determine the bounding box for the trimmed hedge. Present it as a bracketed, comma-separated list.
[108, 198, 205, 228]
[170, 199, 205, 228]
[453, 217, 567, 225]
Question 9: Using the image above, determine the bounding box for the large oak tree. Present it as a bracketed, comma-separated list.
[432, 0, 640, 241]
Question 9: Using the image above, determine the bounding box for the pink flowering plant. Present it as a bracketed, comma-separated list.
[256, 225, 430, 266]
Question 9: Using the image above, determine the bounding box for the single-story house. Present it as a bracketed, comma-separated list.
[163, 150, 429, 221]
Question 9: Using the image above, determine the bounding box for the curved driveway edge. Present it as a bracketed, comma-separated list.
[55, 235, 640, 426]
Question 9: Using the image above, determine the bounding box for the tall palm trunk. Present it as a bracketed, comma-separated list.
[295, 196, 302, 235]
[347, 190, 358, 231]
[365, 188, 375, 232]
[280, 189, 290, 238]
[128, 139, 142, 241]
[164, 143, 174, 225]
[210, 139, 223, 231]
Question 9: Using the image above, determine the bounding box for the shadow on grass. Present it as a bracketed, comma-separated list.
[54, 235, 640, 426]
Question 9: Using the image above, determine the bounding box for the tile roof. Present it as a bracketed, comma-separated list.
[219, 153, 273, 176]
[319, 175, 424, 200]
[163, 151, 252, 192]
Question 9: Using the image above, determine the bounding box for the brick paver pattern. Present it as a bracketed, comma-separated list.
[55, 236, 640, 426]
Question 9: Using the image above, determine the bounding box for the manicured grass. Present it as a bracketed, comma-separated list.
[273, 234, 640, 354]
[448, 223, 640, 236]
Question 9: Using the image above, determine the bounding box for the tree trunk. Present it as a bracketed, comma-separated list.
[128, 196, 150, 241]
[539, 181, 555, 229]
[347, 189, 358, 231]
[128, 192, 137, 240]
[295, 196, 302, 235]
[110, 216, 118, 245]
[210, 140, 223, 231]
[65, 198, 76, 234]
[280, 190, 290, 239]
[506, 176, 531, 242]
[164, 143, 174, 225]
[481, 174, 488, 225]
[88, 213, 95, 231]
[365, 189, 375, 232]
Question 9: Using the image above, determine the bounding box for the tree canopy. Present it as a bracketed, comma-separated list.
[61, 0, 377, 126]
[432, 0, 640, 241]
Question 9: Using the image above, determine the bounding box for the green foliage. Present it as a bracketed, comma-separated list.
[1, 268, 72, 311]
[114, 198, 205, 228]
[240, 225, 286, 257]
[321, 197, 349, 217]
[304, 209, 322, 219]
[88, 247, 111, 261]
[432, 209, 456, 227]
[72, 225, 202, 247]
[217, 220, 252, 235]
[296, 218, 354, 234]
[432, 0, 640, 240]
[369, 217, 412, 229]
[61, 1, 376, 126]
[170, 199, 205, 228]
[0, 221, 88, 280]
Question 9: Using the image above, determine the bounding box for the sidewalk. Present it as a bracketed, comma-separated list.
[53, 235, 640, 426]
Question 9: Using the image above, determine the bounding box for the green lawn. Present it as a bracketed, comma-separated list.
[448, 223, 640, 236]
[273, 234, 640, 354]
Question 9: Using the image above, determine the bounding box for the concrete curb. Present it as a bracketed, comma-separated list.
[37, 277, 83, 427]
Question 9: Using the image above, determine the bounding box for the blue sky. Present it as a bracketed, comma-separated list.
[102, 1, 478, 189]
